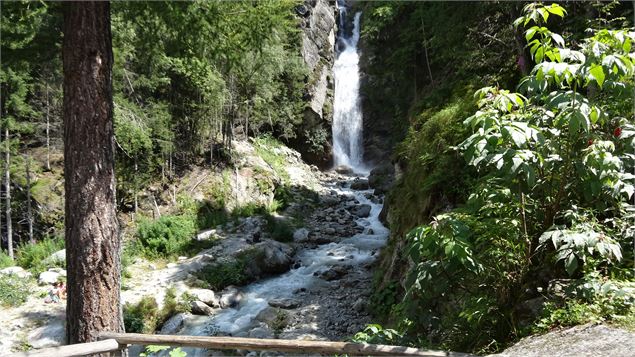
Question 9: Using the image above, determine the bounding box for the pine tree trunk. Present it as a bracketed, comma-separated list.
[62, 1, 123, 346]
[46, 84, 51, 171]
[4, 126, 13, 259]
[25, 154, 34, 244]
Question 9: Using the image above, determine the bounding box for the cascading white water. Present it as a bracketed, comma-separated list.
[332, 2, 364, 171]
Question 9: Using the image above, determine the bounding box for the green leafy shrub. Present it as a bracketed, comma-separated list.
[135, 215, 197, 259]
[0, 274, 33, 307]
[0, 250, 14, 269]
[196, 200, 229, 229]
[352, 324, 403, 345]
[535, 276, 635, 331]
[393, 3, 635, 353]
[141, 345, 186, 357]
[124, 296, 160, 333]
[123, 288, 185, 334]
[264, 215, 294, 243]
[270, 309, 288, 338]
[15, 236, 65, 274]
[195, 259, 248, 291]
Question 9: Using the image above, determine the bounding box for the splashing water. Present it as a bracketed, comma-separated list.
[332, 4, 364, 172]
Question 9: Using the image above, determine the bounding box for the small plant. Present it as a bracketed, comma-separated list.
[123, 296, 160, 333]
[140, 345, 186, 357]
[0, 250, 14, 269]
[0, 274, 33, 307]
[270, 309, 288, 337]
[352, 324, 403, 345]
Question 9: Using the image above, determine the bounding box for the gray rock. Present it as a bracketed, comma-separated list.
[38, 271, 61, 285]
[219, 286, 244, 308]
[351, 204, 371, 218]
[251, 240, 294, 275]
[293, 228, 310, 242]
[159, 313, 187, 334]
[268, 298, 301, 309]
[255, 307, 279, 324]
[350, 179, 369, 190]
[368, 163, 395, 194]
[190, 288, 220, 308]
[44, 249, 66, 265]
[319, 266, 348, 281]
[324, 227, 336, 235]
[321, 195, 340, 207]
[248, 327, 274, 339]
[334, 165, 354, 175]
[0, 266, 32, 279]
[491, 324, 635, 357]
[28, 322, 66, 349]
[191, 301, 215, 315]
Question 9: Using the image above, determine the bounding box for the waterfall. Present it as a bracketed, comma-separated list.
[332, 2, 364, 172]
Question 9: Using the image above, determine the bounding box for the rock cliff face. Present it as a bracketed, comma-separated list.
[294, 0, 337, 167]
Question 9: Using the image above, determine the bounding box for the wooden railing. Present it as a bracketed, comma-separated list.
[8, 333, 474, 357]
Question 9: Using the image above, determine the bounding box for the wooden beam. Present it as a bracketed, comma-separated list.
[8, 339, 121, 357]
[99, 332, 473, 356]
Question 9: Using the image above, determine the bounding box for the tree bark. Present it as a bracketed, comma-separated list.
[24, 154, 34, 244]
[63, 1, 123, 347]
[4, 126, 13, 259]
[46, 84, 51, 171]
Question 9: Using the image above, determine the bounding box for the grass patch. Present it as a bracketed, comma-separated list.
[254, 136, 290, 184]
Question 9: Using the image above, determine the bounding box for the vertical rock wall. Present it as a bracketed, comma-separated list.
[294, 0, 337, 167]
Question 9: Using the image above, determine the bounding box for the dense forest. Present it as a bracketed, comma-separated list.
[1, 0, 634, 355]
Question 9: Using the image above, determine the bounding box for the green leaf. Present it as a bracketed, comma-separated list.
[550, 33, 565, 48]
[565, 253, 578, 276]
[589, 64, 605, 88]
[546, 4, 566, 17]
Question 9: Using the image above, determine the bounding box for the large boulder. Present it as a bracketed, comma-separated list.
[38, 271, 61, 285]
[190, 301, 215, 316]
[368, 163, 395, 194]
[255, 307, 280, 325]
[189, 288, 220, 308]
[28, 322, 66, 349]
[492, 324, 635, 357]
[44, 249, 66, 265]
[350, 204, 371, 218]
[350, 178, 369, 190]
[0, 266, 32, 279]
[159, 313, 187, 334]
[247, 241, 294, 276]
[293, 228, 310, 242]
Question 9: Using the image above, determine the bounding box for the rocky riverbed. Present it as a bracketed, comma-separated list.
[0, 139, 391, 355]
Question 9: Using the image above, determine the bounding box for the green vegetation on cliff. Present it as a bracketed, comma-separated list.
[361, 2, 635, 353]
